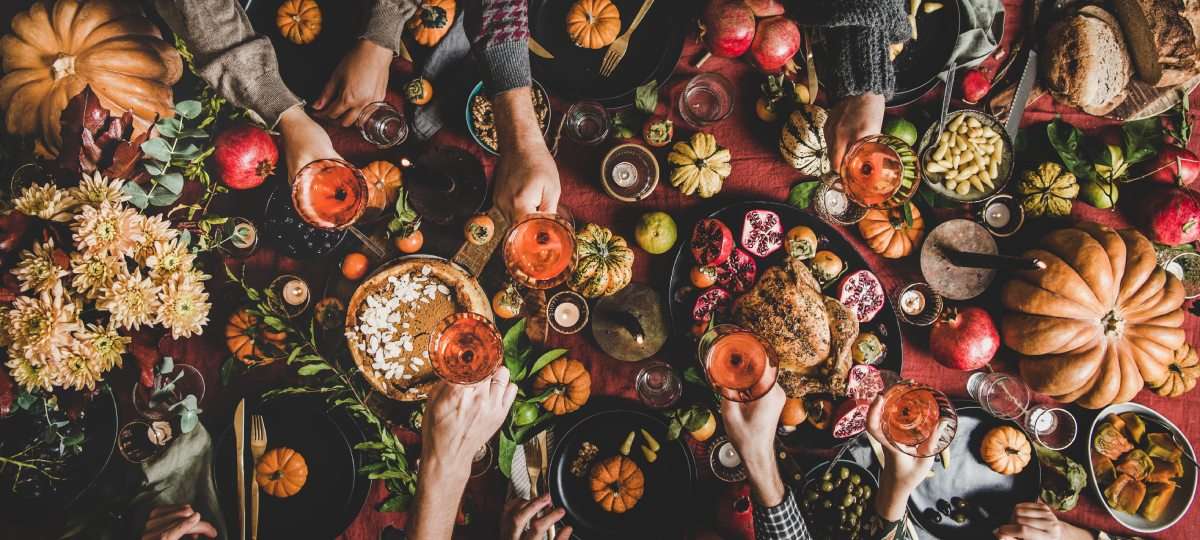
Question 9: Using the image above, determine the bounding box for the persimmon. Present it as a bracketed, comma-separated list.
[341, 252, 369, 280]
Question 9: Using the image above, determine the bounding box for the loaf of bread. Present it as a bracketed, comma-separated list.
[1041, 6, 1132, 115]
[1112, 0, 1200, 87]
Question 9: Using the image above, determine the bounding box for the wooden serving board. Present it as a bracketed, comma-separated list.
[1106, 76, 1200, 122]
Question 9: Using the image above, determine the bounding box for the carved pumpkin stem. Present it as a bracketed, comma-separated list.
[1101, 310, 1124, 337]
[51, 54, 75, 80]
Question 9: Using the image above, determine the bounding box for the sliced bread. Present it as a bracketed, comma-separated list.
[1112, 0, 1200, 87]
[1042, 6, 1132, 115]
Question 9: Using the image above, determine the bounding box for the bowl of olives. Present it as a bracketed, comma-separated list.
[799, 460, 878, 540]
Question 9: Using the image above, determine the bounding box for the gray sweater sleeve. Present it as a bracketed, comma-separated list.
[800, 0, 910, 99]
[153, 0, 301, 127]
[361, 0, 420, 54]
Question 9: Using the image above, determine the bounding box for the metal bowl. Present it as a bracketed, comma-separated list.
[917, 110, 1014, 203]
[465, 79, 551, 155]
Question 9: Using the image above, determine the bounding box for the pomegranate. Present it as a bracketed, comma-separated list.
[698, 0, 757, 62]
[693, 287, 732, 322]
[691, 218, 735, 266]
[1137, 186, 1200, 246]
[1147, 146, 1200, 187]
[845, 364, 884, 401]
[213, 123, 279, 190]
[930, 306, 999, 371]
[0, 211, 30, 253]
[830, 398, 870, 438]
[960, 68, 991, 104]
[740, 209, 783, 258]
[743, 0, 785, 17]
[714, 482, 755, 540]
[837, 270, 885, 323]
[747, 16, 800, 74]
[715, 248, 758, 293]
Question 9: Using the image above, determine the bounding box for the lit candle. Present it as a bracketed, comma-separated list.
[611, 161, 638, 188]
[1030, 408, 1057, 434]
[717, 441, 741, 468]
[230, 221, 257, 249]
[900, 289, 926, 316]
[1166, 261, 1185, 281]
[822, 189, 849, 215]
[984, 202, 1011, 229]
[282, 278, 310, 306]
[554, 301, 581, 328]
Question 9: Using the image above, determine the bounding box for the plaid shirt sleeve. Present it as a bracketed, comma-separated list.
[462, 0, 531, 94]
[753, 488, 812, 540]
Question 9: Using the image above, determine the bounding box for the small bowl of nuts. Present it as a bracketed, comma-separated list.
[917, 110, 1013, 203]
[465, 80, 552, 155]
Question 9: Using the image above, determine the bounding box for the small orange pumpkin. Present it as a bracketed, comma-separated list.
[858, 204, 924, 259]
[590, 455, 644, 513]
[362, 160, 403, 209]
[276, 0, 323, 45]
[532, 358, 591, 415]
[225, 308, 286, 365]
[566, 0, 622, 49]
[256, 447, 309, 498]
[980, 425, 1031, 475]
[407, 0, 456, 47]
[1148, 343, 1200, 398]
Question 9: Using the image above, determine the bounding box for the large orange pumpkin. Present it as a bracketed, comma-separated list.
[590, 455, 644, 513]
[276, 0, 323, 45]
[857, 204, 924, 259]
[255, 447, 308, 498]
[407, 0, 456, 47]
[0, 0, 182, 157]
[225, 308, 286, 366]
[980, 425, 1031, 475]
[1148, 343, 1200, 398]
[566, 0, 622, 49]
[1002, 224, 1186, 409]
[532, 357, 591, 415]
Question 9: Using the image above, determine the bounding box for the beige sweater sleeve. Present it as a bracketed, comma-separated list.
[153, 0, 302, 127]
[362, 0, 420, 54]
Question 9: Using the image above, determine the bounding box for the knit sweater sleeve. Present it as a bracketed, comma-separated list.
[153, 0, 302, 128]
[361, 0, 420, 54]
[802, 0, 910, 100]
[462, 0, 532, 95]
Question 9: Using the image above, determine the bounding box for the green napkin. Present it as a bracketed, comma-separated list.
[132, 424, 228, 539]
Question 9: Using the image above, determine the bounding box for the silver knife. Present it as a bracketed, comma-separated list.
[234, 399, 246, 540]
[1005, 0, 1066, 140]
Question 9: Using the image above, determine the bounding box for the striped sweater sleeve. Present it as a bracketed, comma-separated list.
[463, 0, 532, 94]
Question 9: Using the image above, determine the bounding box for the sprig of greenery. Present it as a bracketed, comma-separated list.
[168, 34, 233, 219]
[497, 319, 567, 478]
[0, 391, 86, 493]
[123, 100, 209, 209]
[387, 188, 421, 238]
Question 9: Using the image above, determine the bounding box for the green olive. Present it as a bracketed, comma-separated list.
[842, 494, 856, 507]
[805, 490, 819, 502]
[821, 481, 835, 492]
[838, 467, 850, 479]
[860, 486, 872, 499]
[850, 474, 862, 485]
[822, 499, 833, 509]
[822, 472, 833, 482]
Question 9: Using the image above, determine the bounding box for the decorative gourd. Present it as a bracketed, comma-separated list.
[532, 357, 591, 415]
[566, 0, 622, 49]
[569, 224, 634, 298]
[255, 447, 309, 498]
[0, 0, 183, 157]
[779, 105, 831, 176]
[980, 425, 1031, 475]
[589, 455, 644, 513]
[276, 0, 322, 44]
[1018, 162, 1079, 217]
[225, 308, 285, 365]
[407, 0, 456, 47]
[1002, 224, 1186, 408]
[668, 132, 732, 198]
[1148, 343, 1199, 398]
[362, 160, 403, 209]
[857, 204, 924, 259]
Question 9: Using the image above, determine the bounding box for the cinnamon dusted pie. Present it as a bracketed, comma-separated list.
[345, 257, 490, 401]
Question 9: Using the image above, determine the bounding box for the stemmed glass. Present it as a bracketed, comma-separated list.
[878, 380, 958, 458]
[836, 134, 920, 210]
[502, 208, 576, 290]
[430, 312, 504, 385]
[967, 372, 1078, 450]
[697, 325, 778, 402]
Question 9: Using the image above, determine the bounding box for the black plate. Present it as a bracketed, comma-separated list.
[889, 0, 961, 105]
[548, 406, 697, 539]
[215, 395, 370, 539]
[665, 201, 904, 449]
[908, 404, 1042, 538]
[529, 0, 685, 108]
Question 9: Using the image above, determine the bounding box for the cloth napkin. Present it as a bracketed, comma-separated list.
[131, 425, 228, 539]
[410, 16, 473, 141]
[941, 0, 1006, 74]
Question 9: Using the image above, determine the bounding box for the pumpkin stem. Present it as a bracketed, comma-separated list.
[270, 470, 284, 481]
[1101, 310, 1124, 337]
[51, 54, 75, 81]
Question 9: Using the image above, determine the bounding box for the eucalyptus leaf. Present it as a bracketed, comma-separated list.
[158, 172, 185, 194]
[177, 128, 209, 140]
[175, 100, 203, 120]
[179, 410, 198, 433]
[141, 138, 172, 162]
[156, 120, 180, 138]
[122, 181, 150, 209]
[147, 185, 181, 206]
[174, 144, 202, 160]
[142, 160, 165, 179]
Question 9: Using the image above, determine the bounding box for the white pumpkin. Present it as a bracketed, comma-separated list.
[779, 105, 830, 176]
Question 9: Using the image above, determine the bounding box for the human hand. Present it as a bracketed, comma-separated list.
[420, 367, 518, 474]
[824, 92, 886, 172]
[140, 504, 217, 540]
[994, 502, 1095, 540]
[720, 384, 786, 506]
[500, 494, 573, 540]
[490, 88, 560, 220]
[864, 394, 937, 521]
[277, 106, 343, 182]
[313, 39, 394, 127]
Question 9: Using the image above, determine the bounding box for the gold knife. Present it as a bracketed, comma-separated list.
[529, 37, 554, 60]
[234, 399, 246, 540]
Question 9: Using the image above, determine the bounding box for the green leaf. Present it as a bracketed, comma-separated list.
[1121, 117, 1160, 166]
[914, 186, 960, 209]
[666, 418, 682, 440]
[901, 202, 914, 227]
[498, 434, 516, 478]
[610, 109, 640, 139]
[220, 357, 239, 386]
[122, 182, 150, 209]
[787, 181, 820, 209]
[141, 138, 172, 162]
[377, 493, 410, 513]
[682, 366, 707, 387]
[528, 348, 568, 378]
[262, 316, 288, 331]
[522, 387, 557, 404]
[147, 185, 181, 206]
[15, 392, 36, 410]
[1046, 120, 1094, 182]
[354, 441, 387, 451]
[174, 143, 203, 161]
[177, 128, 209, 140]
[143, 160, 166, 176]
[156, 118, 181, 138]
[158, 172, 185, 194]
[175, 100, 203, 120]
[368, 470, 410, 480]
[297, 364, 332, 376]
[635, 80, 659, 116]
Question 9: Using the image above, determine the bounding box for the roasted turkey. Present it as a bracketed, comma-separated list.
[731, 256, 859, 398]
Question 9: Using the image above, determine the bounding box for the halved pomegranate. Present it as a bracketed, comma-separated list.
[714, 248, 758, 293]
[691, 218, 735, 266]
[845, 365, 884, 401]
[693, 287, 732, 322]
[831, 398, 870, 438]
[741, 209, 783, 258]
[838, 270, 884, 323]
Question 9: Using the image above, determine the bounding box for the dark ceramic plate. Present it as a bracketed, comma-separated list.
[888, 0, 961, 105]
[665, 201, 904, 449]
[242, 0, 369, 101]
[215, 394, 370, 539]
[548, 405, 697, 539]
[528, 0, 685, 108]
[908, 404, 1042, 538]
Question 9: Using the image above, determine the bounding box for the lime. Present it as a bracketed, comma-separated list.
[634, 211, 678, 255]
[882, 117, 918, 147]
[513, 402, 539, 426]
[1080, 179, 1119, 209]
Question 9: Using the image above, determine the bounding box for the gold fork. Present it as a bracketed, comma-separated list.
[249, 415, 268, 540]
[599, 0, 656, 77]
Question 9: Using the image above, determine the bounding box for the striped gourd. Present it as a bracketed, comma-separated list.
[568, 224, 634, 298]
[779, 105, 831, 176]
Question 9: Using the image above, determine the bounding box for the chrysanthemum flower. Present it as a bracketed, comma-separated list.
[13, 238, 67, 293]
[72, 201, 143, 258]
[73, 322, 130, 371]
[5, 285, 81, 365]
[145, 238, 196, 284]
[72, 172, 128, 207]
[157, 271, 211, 339]
[6, 357, 57, 393]
[13, 183, 78, 222]
[97, 269, 160, 330]
[69, 250, 124, 300]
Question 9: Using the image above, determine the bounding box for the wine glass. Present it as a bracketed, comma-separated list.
[838, 134, 920, 210]
[879, 380, 958, 458]
[697, 325, 778, 402]
[291, 159, 369, 230]
[502, 208, 576, 290]
[430, 312, 504, 385]
[967, 371, 1078, 450]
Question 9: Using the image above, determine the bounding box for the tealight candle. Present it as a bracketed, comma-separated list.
[282, 278, 310, 306]
[611, 161, 638, 188]
[230, 220, 257, 249]
[899, 289, 926, 316]
[983, 202, 1011, 229]
[822, 189, 849, 215]
[553, 301, 581, 328]
[717, 441, 741, 468]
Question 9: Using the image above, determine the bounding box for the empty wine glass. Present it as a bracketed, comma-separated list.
[967, 371, 1078, 450]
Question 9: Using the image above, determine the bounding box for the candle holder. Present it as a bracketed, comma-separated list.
[708, 436, 747, 482]
[132, 363, 205, 421]
[975, 194, 1024, 237]
[635, 361, 682, 409]
[1163, 251, 1200, 299]
[892, 282, 943, 326]
[357, 101, 409, 148]
[220, 217, 260, 258]
[268, 274, 311, 319]
[547, 290, 588, 334]
[812, 178, 867, 225]
[117, 421, 166, 464]
[601, 143, 659, 202]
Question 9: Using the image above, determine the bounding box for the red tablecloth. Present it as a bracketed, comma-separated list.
[167, 5, 1200, 540]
